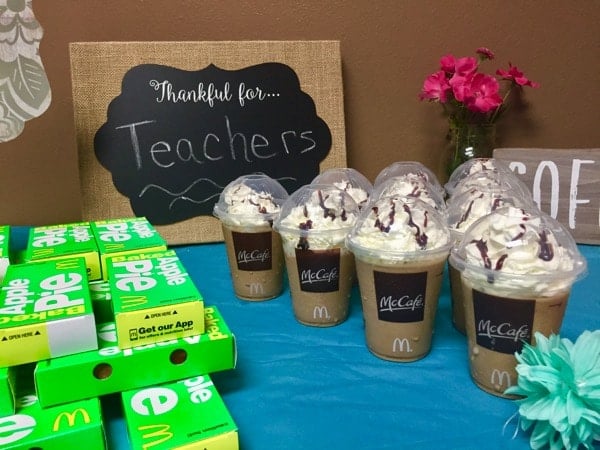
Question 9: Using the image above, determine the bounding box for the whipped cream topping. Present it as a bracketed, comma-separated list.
[219, 183, 281, 226]
[448, 189, 513, 232]
[374, 162, 445, 198]
[445, 158, 508, 196]
[463, 159, 500, 176]
[349, 197, 451, 256]
[333, 181, 369, 208]
[372, 175, 445, 212]
[276, 188, 358, 251]
[455, 206, 582, 295]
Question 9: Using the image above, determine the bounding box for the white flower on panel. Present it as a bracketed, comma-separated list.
[0, 0, 51, 142]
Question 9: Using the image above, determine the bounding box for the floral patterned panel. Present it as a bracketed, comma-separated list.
[0, 0, 50, 142]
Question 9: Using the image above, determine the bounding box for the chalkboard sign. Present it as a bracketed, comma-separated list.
[70, 41, 346, 244]
[494, 147, 600, 245]
[94, 63, 332, 225]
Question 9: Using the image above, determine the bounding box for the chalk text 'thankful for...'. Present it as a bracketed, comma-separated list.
[149, 79, 279, 107]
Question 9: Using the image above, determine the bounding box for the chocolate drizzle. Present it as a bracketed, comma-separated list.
[317, 190, 337, 220]
[471, 238, 492, 270]
[455, 197, 478, 229]
[471, 238, 499, 283]
[373, 201, 395, 233]
[491, 197, 503, 211]
[297, 219, 313, 250]
[403, 204, 428, 249]
[495, 254, 508, 270]
[538, 230, 554, 261]
[510, 224, 526, 242]
[249, 198, 268, 214]
[294, 190, 350, 250]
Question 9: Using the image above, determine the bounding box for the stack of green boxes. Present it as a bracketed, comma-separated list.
[0, 218, 239, 449]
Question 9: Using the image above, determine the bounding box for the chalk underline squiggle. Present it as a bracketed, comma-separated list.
[169, 193, 222, 209]
[138, 175, 297, 210]
[138, 177, 225, 198]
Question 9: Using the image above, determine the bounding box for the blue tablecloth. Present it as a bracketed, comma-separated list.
[103, 242, 598, 450]
[7, 229, 599, 449]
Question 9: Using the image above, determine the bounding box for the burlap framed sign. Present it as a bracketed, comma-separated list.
[70, 41, 346, 245]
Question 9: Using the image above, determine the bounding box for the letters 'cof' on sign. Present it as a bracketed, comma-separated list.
[494, 148, 600, 245]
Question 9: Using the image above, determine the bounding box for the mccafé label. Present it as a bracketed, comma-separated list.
[294, 248, 340, 293]
[232, 231, 272, 271]
[374, 271, 427, 323]
[472, 290, 535, 354]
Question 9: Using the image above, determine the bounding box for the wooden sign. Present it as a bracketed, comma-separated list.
[494, 148, 600, 244]
[70, 41, 346, 245]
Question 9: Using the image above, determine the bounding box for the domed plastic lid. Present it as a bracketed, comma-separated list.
[370, 174, 447, 214]
[446, 184, 537, 234]
[274, 184, 360, 235]
[450, 169, 532, 201]
[449, 206, 587, 295]
[347, 195, 452, 261]
[373, 161, 445, 197]
[444, 158, 514, 196]
[311, 168, 373, 208]
[213, 173, 289, 225]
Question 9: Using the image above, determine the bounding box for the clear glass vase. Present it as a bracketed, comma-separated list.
[447, 122, 496, 176]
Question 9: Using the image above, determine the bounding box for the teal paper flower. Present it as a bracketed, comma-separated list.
[505, 330, 600, 449]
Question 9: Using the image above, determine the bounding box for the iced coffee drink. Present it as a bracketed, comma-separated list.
[347, 196, 452, 361]
[214, 174, 288, 301]
[274, 185, 359, 326]
[449, 206, 587, 397]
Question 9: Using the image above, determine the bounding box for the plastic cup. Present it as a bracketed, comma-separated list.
[273, 185, 359, 327]
[449, 206, 587, 397]
[311, 167, 373, 209]
[373, 161, 445, 198]
[347, 196, 452, 362]
[445, 187, 537, 334]
[213, 174, 288, 301]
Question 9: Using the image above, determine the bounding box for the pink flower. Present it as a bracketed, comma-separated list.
[440, 54, 456, 73]
[419, 70, 451, 102]
[476, 47, 495, 60]
[454, 57, 478, 76]
[449, 73, 473, 102]
[420, 48, 539, 124]
[463, 73, 503, 113]
[497, 63, 540, 88]
[439, 55, 478, 77]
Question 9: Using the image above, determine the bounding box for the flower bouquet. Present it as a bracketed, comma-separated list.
[419, 47, 539, 175]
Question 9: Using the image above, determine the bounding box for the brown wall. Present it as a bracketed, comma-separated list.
[1, 0, 599, 225]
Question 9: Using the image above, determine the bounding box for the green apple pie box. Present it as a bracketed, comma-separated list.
[106, 249, 204, 349]
[34, 305, 236, 408]
[0, 225, 10, 284]
[23, 222, 102, 281]
[0, 258, 98, 368]
[0, 393, 105, 449]
[90, 217, 167, 280]
[122, 374, 238, 450]
[0, 366, 16, 417]
[89, 281, 114, 324]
